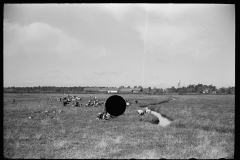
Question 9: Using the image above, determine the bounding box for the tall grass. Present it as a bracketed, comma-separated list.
[4, 93, 234, 159]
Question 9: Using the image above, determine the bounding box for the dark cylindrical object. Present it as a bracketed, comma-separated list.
[105, 95, 126, 117]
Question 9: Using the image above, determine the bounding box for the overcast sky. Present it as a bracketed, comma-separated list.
[4, 4, 235, 89]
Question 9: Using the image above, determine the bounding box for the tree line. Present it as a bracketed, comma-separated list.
[3, 86, 85, 94]
[163, 84, 235, 95]
[4, 84, 235, 95]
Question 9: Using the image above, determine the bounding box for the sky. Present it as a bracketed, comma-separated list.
[4, 4, 235, 89]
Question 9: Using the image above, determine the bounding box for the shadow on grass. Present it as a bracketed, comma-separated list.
[150, 119, 160, 125]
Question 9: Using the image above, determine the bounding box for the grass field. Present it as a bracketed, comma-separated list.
[4, 93, 234, 159]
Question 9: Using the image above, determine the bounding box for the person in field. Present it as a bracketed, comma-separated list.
[96, 104, 109, 120]
[72, 101, 80, 107]
[137, 110, 144, 115]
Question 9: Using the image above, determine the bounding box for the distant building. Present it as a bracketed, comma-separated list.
[99, 88, 119, 93]
[84, 87, 101, 92]
[212, 91, 217, 94]
[203, 88, 209, 94]
[132, 88, 142, 93]
[108, 90, 118, 93]
[119, 88, 133, 93]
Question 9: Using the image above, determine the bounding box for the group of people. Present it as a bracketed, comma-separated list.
[137, 107, 151, 115]
[57, 94, 82, 102]
[96, 99, 149, 120]
[85, 97, 105, 107]
[57, 95, 143, 120]
[96, 98, 137, 120]
[56, 94, 105, 108]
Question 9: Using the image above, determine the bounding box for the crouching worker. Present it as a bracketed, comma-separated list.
[96, 105, 110, 120]
[97, 112, 109, 120]
[72, 101, 80, 107]
[63, 101, 68, 107]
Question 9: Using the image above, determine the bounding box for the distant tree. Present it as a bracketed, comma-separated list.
[225, 87, 234, 94]
[186, 88, 193, 93]
[180, 87, 187, 94]
[134, 86, 137, 88]
[138, 86, 143, 89]
[127, 86, 131, 88]
[194, 84, 199, 92]
[55, 88, 61, 93]
[218, 87, 226, 94]
[157, 88, 164, 94]
[177, 87, 186, 94]
[196, 84, 204, 93]
[227, 87, 231, 94]
[203, 85, 208, 90]
[190, 84, 197, 92]
[151, 87, 157, 94]
[208, 84, 215, 93]
[231, 87, 235, 94]
[176, 87, 181, 93]
[148, 87, 152, 93]
[168, 86, 176, 93]
[159, 88, 163, 94]
[187, 84, 194, 89]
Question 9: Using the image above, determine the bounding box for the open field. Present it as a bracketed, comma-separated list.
[4, 93, 234, 159]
